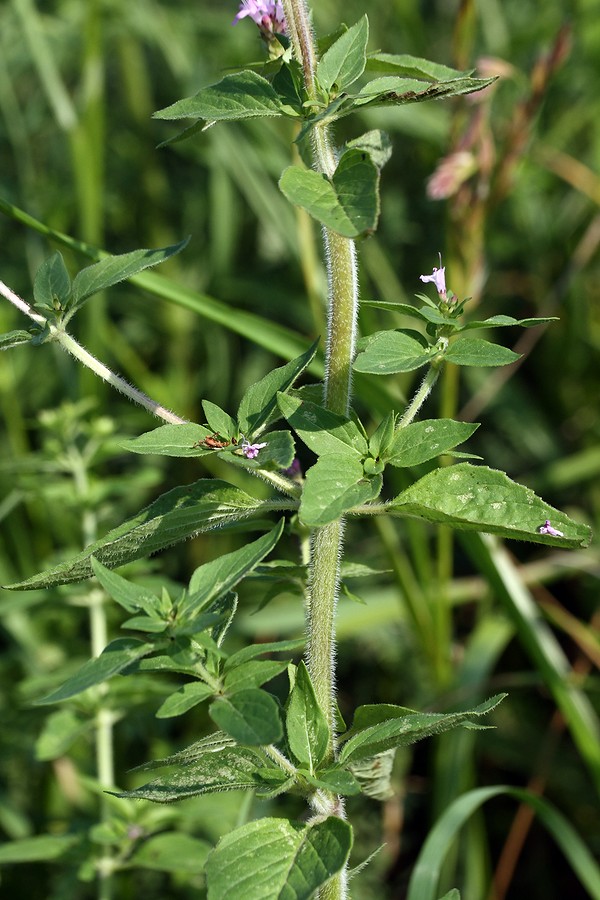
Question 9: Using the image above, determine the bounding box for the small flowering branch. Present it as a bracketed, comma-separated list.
[0, 279, 187, 425]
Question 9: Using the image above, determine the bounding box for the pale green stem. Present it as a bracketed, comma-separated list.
[282, 3, 357, 898]
[398, 365, 441, 429]
[0, 280, 187, 425]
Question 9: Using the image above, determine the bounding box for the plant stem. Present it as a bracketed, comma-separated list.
[398, 364, 441, 428]
[0, 280, 187, 425]
[282, 4, 357, 897]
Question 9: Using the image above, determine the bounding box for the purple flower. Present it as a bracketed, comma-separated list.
[538, 520, 564, 537]
[233, 1, 286, 36]
[241, 437, 268, 460]
[420, 254, 447, 298]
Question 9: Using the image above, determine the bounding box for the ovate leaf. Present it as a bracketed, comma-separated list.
[444, 337, 520, 367]
[32, 251, 71, 311]
[156, 682, 214, 719]
[301, 453, 382, 527]
[154, 71, 291, 123]
[129, 832, 211, 874]
[279, 149, 379, 238]
[209, 688, 283, 745]
[205, 816, 353, 900]
[278, 392, 367, 456]
[389, 464, 591, 547]
[0, 329, 34, 350]
[387, 420, 479, 467]
[354, 329, 435, 374]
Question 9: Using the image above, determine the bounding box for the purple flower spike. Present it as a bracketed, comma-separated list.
[241, 438, 268, 460]
[538, 520, 565, 537]
[233, 1, 286, 36]
[420, 253, 447, 298]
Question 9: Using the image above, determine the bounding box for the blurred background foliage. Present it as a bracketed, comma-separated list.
[0, 0, 599, 897]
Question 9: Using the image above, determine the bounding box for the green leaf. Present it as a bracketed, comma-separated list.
[279, 149, 380, 238]
[459, 314, 559, 331]
[366, 53, 472, 82]
[223, 659, 289, 693]
[35, 708, 92, 760]
[4, 480, 267, 590]
[131, 731, 237, 772]
[69, 238, 189, 312]
[286, 662, 330, 771]
[224, 638, 304, 671]
[348, 750, 396, 800]
[368, 411, 396, 459]
[300, 453, 382, 527]
[91, 557, 159, 614]
[353, 330, 435, 374]
[154, 71, 291, 123]
[205, 816, 353, 900]
[202, 400, 237, 439]
[388, 463, 591, 547]
[346, 130, 392, 169]
[209, 688, 283, 745]
[387, 420, 479, 467]
[128, 832, 211, 874]
[122, 423, 215, 457]
[116, 747, 261, 801]
[156, 682, 214, 719]
[32, 251, 71, 311]
[352, 74, 496, 110]
[406, 786, 600, 900]
[0, 329, 34, 350]
[183, 521, 284, 617]
[35, 638, 155, 705]
[443, 337, 521, 367]
[316, 15, 369, 92]
[340, 695, 505, 764]
[237, 339, 319, 435]
[278, 392, 368, 457]
[0, 834, 80, 863]
[305, 767, 361, 796]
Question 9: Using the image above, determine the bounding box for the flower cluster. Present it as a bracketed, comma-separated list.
[233, 1, 286, 38]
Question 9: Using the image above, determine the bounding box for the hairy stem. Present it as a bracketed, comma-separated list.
[282, 4, 358, 897]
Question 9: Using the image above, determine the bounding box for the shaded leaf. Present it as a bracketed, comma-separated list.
[32, 251, 71, 311]
[210, 688, 283, 745]
[128, 832, 211, 874]
[35, 638, 155, 705]
[278, 392, 367, 456]
[286, 662, 330, 771]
